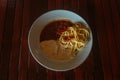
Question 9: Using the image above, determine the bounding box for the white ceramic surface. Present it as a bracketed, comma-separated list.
[28, 10, 93, 71]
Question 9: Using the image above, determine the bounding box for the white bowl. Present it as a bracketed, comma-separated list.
[28, 10, 93, 71]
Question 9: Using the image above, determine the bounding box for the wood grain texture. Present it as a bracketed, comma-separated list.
[0, 0, 7, 51]
[0, 0, 120, 80]
[0, 0, 16, 79]
[17, 0, 30, 79]
[8, 0, 23, 80]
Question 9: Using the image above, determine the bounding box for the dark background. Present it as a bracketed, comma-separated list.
[0, 0, 120, 80]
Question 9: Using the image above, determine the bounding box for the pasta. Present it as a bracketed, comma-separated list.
[58, 23, 90, 55]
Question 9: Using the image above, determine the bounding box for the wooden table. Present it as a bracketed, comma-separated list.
[0, 0, 120, 80]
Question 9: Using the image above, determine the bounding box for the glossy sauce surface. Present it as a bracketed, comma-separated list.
[40, 20, 73, 42]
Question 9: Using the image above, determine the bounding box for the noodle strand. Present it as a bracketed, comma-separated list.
[58, 23, 90, 55]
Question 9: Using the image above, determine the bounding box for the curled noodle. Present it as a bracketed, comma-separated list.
[58, 23, 90, 54]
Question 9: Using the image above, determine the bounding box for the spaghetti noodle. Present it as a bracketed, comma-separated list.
[58, 23, 90, 55]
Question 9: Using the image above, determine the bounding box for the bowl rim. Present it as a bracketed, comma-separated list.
[28, 9, 93, 71]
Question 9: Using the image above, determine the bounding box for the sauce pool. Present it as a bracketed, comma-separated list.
[40, 20, 74, 42]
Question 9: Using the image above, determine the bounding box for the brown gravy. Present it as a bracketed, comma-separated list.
[40, 20, 74, 42]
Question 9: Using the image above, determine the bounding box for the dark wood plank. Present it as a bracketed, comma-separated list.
[47, 70, 56, 80]
[30, 0, 48, 23]
[115, 0, 120, 16]
[101, 0, 120, 79]
[108, 0, 120, 79]
[28, 54, 47, 80]
[28, 55, 37, 80]
[8, 0, 23, 80]
[0, 1, 7, 77]
[55, 72, 64, 80]
[63, 0, 71, 10]
[48, 0, 56, 10]
[77, 0, 89, 21]
[86, 0, 104, 80]
[70, 0, 77, 11]
[110, 0, 120, 47]
[0, 0, 7, 51]
[0, 0, 16, 79]
[74, 66, 84, 80]
[64, 70, 75, 80]
[35, 63, 47, 80]
[17, 0, 30, 79]
[56, 0, 63, 9]
[94, 0, 115, 79]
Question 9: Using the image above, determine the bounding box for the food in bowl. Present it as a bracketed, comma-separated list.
[28, 10, 93, 71]
[40, 19, 90, 61]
